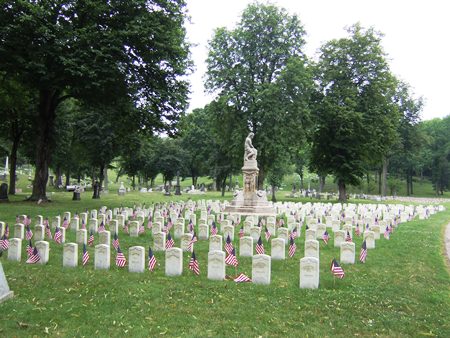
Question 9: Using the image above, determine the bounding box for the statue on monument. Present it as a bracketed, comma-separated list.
[244, 132, 257, 161]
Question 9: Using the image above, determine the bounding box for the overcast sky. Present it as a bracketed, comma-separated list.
[185, 0, 450, 121]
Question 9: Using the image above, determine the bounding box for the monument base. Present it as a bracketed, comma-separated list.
[224, 190, 276, 216]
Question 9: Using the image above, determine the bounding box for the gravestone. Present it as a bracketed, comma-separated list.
[371, 225, 381, 240]
[266, 223, 276, 236]
[0, 262, 14, 302]
[165, 248, 183, 276]
[181, 234, 193, 252]
[7, 238, 21, 262]
[277, 228, 289, 245]
[129, 221, 139, 237]
[334, 230, 345, 248]
[36, 215, 44, 225]
[89, 219, 98, 233]
[239, 236, 253, 257]
[209, 235, 222, 252]
[34, 225, 45, 241]
[174, 222, 184, 239]
[109, 220, 119, 235]
[305, 229, 316, 241]
[207, 250, 225, 281]
[252, 254, 271, 285]
[0, 183, 8, 202]
[116, 214, 125, 227]
[99, 230, 111, 246]
[59, 227, 66, 244]
[331, 220, 341, 232]
[63, 212, 71, 224]
[0, 222, 4, 237]
[340, 242, 355, 264]
[152, 222, 162, 235]
[80, 212, 88, 225]
[52, 216, 61, 228]
[63, 243, 78, 268]
[14, 223, 24, 239]
[222, 225, 234, 241]
[243, 221, 253, 235]
[153, 232, 166, 252]
[198, 224, 209, 240]
[129, 246, 145, 273]
[271, 238, 285, 260]
[316, 224, 326, 239]
[94, 244, 110, 270]
[249, 226, 261, 241]
[35, 241, 49, 264]
[70, 218, 79, 232]
[76, 229, 87, 245]
[364, 231, 375, 249]
[304, 240, 320, 259]
[299, 257, 319, 289]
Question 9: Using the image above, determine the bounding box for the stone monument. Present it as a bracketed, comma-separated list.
[0, 262, 14, 303]
[224, 132, 276, 216]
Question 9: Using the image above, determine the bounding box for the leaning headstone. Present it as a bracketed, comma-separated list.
[7, 238, 21, 262]
[34, 225, 45, 241]
[271, 238, 286, 260]
[340, 242, 355, 264]
[76, 229, 87, 245]
[198, 223, 209, 240]
[207, 250, 225, 281]
[334, 230, 345, 248]
[165, 248, 183, 276]
[99, 230, 111, 246]
[209, 235, 222, 252]
[35, 241, 49, 264]
[94, 244, 110, 270]
[364, 231, 375, 249]
[63, 243, 78, 268]
[14, 223, 24, 239]
[252, 254, 271, 285]
[239, 236, 253, 257]
[304, 240, 320, 259]
[128, 246, 145, 273]
[0, 262, 14, 302]
[299, 257, 319, 289]
[153, 232, 166, 252]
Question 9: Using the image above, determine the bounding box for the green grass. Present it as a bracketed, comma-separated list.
[0, 192, 450, 337]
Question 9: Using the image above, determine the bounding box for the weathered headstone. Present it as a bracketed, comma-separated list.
[180, 234, 193, 252]
[271, 238, 286, 260]
[99, 230, 111, 246]
[222, 225, 234, 241]
[207, 250, 225, 281]
[174, 222, 184, 239]
[52, 216, 61, 229]
[89, 219, 98, 233]
[305, 229, 316, 241]
[129, 221, 139, 237]
[94, 244, 110, 270]
[70, 218, 79, 232]
[76, 229, 87, 245]
[340, 242, 355, 264]
[34, 225, 45, 241]
[7, 238, 21, 262]
[364, 231, 375, 249]
[35, 241, 49, 264]
[198, 223, 209, 240]
[0, 262, 14, 302]
[252, 254, 271, 285]
[334, 230, 345, 248]
[165, 248, 183, 276]
[63, 243, 78, 268]
[153, 232, 166, 252]
[239, 236, 253, 257]
[277, 228, 289, 245]
[14, 223, 24, 239]
[109, 220, 118, 235]
[249, 226, 261, 241]
[304, 240, 320, 259]
[209, 235, 222, 252]
[299, 257, 319, 289]
[129, 246, 145, 273]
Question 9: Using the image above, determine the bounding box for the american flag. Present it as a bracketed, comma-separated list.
[322, 230, 329, 244]
[264, 226, 271, 241]
[188, 232, 198, 252]
[255, 236, 265, 255]
[384, 226, 390, 240]
[345, 231, 352, 242]
[291, 227, 298, 239]
[115, 247, 127, 267]
[225, 235, 233, 255]
[0, 235, 9, 251]
[26, 247, 40, 264]
[330, 258, 345, 279]
[166, 233, 175, 249]
[26, 239, 33, 257]
[211, 222, 217, 236]
[188, 250, 200, 275]
[88, 231, 95, 246]
[355, 225, 361, 236]
[25, 225, 33, 240]
[239, 226, 244, 238]
[112, 232, 120, 251]
[225, 248, 238, 267]
[45, 224, 52, 240]
[54, 227, 62, 244]
[148, 247, 157, 271]
[359, 240, 367, 263]
[98, 222, 105, 233]
[62, 217, 69, 229]
[234, 273, 252, 283]
[82, 243, 89, 266]
[43, 218, 49, 226]
[288, 237, 296, 257]
[81, 219, 86, 230]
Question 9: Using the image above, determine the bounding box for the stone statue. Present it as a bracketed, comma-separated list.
[244, 132, 257, 161]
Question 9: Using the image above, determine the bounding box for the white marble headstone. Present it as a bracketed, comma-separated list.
[277, 228, 289, 245]
[14, 223, 24, 239]
[7, 238, 21, 262]
[239, 236, 253, 257]
[305, 229, 316, 241]
[63, 243, 78, 268]
[198, 224, 209, 240]
[99, 230, 111, 246]
[34, 225, 45, 241]
[165, 248, 183, 276]
[252, 254, 271, 285]
[249, 226, 261, 241]
[129, 221, 139, 237]
[153, 232, 166, 251]
[89, 219, 98, 233]
[222, 225, 234, 241]
[70, 218, 79, 232]
[0, 262, 14, 303]
[180, 234, 193, 252]
[299, 256, 319, 289]
[76, 229, 87, 245]
[35, 241, 49, 264]
[94, 244, 110, 270]
[364, 231, 375, 249]
[271, 238, 285, 260]
[334, 230, 345, 248]
[207, 250, 225, 281]
[340, 242, 355, 264]
[129, 246, 145, 273]
[209, 235, 222, 252]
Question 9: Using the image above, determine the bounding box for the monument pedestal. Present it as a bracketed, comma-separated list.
[0, 262, 14, 303]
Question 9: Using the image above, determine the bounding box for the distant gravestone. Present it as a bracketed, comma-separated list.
[239, 236, 253, 257]
[0, 262, 14, 303]
[271, 238, 285, 260]
[0, 183, 8, 202]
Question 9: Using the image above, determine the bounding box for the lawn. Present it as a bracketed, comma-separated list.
[0, 191, 449, 337]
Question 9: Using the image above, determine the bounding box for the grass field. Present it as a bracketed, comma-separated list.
[0, 191, 450, 337]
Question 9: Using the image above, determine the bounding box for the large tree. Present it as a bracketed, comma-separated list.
[311, 24, 399, 201]
[0, 0, 190, 201]
[205, 3, 312, 188]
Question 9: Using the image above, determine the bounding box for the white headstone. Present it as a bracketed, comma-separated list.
[207, 250, 226, 281]
[340, 242, 355, 264]
[76, 229, 87, 245]
[109, 220, 119, 235]
[94, 244, 110, 270]
[52, 216, 61, 228]
[250, 226, 261, 241]
[239, 236, 253, 257]
[89, 219, 98, 233]
[371, 225, 381, 240]
[271, 238, 286, 260]
[7, 238, 21, 262]
[35, 241, 49, 264]
[198, 224, 209, 240]
[153, 232, 166, 251]
[63, 212, 71, 224]
[277, 228, 289, 245]
[252, 254, 271, 285]
[152, 222, 162, 235]
[304, 240, 320, 259]
[70, 218, 79, 232]
[0, 262, 14, 303]
[129, 221, 139, 237]
[181, 234, 193, 252]
[99, 230, 111, 246]
[222, 225, 234, 241]
[14, 223, 24, 239]
[334, 230, 345, 248]
[165, 248, 183, 276]
[209, 235, 222, 252]
[129, 246, 145, 273]
[116, 214, 125, 227]
[364, 231, 375, 249]
[34, 225, 45, 241]
[63, 243, 78, 268]
[299, 257, 319, 289]
[174, 222, 184, 239]
[316, 224, 327, 239]
[305, 229, 316, 241]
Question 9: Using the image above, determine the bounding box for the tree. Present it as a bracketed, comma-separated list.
[205, 3, 312, 189]
[0, 0, 190, 200]
[311, 24, 399, 201]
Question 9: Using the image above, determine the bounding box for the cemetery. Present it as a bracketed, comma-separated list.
[1, 1, 450, 337]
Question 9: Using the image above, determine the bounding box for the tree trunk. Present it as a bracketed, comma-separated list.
[8, 134, 20, 195]
[300, 173, 304, 190]
[103, 166, 108, 191]
[221, 177, 226, 197]
[30, 89, 60, 201]
[56, 166, 62, 188]
[319, 175, 325, 193]
[381, 157, 388, 197]
[406, 173, 410, 196]
[338, 178, 347, 202]
[271, 184, 277, 202]
[99, 164, 105, 190]
[132, 175, 135, 190]
[65, 172, 70, 187]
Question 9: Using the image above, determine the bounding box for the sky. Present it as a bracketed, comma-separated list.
[185, 0, 450, 120]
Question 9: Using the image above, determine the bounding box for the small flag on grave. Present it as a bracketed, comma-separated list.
[265, 226, 271, 241]
[234, 273, 252, 283]
[88, 231, 95, 246]
[25, 225, 33, 240]
[0, 235, 9, 251]
[26, 247, 40, 264]
[322, 230, 329, 245]
[115, 247, 127, 267]
[54, 227, 62, 244]
[255, 236, 265, 255]
[345, 231, 352, 242]
[98, 222, 105, 233]
[26, 239, 33, 257]
[211, 221, 217, 236]
[225, 235, 233, 255]
[82, 243, 89, 266]
[355, 225, 361, 236]
[148, 247, 157, 271]
[330, 258, 345, 279]
[189, 250, 200, 275]
[112, 232, 120, 251]
[188, 232, 198, 252]
[166, 233, 175, 249]
[384, 226, 390, 240]
[225, 248, 238, 267]
[239, 226, 244, 238]
[288, 237, 296, 257]
[359, 240, 367, 263]
[62, 217, 69, 229]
